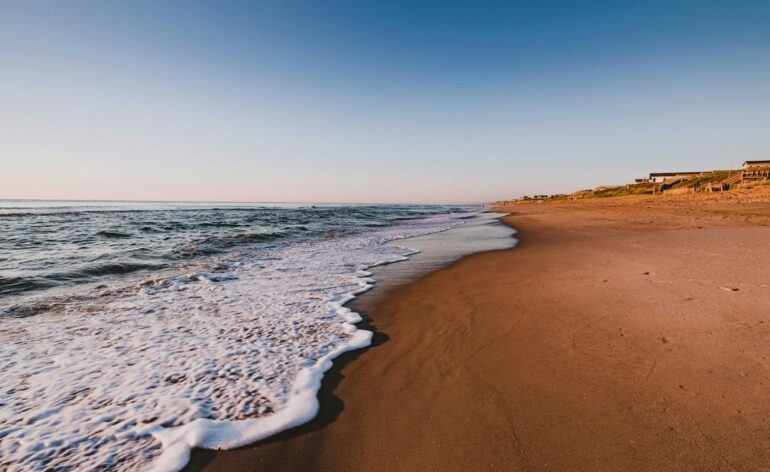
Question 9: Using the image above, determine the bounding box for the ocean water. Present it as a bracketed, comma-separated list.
[0, 201, 478, 471]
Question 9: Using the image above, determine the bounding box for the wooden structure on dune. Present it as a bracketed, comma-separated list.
[638, 161, 770, 194]
[741, 161, 770, 183]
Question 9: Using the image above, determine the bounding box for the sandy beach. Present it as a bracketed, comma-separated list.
[190, 195, 770, 471]
[6, 3, 769, 470]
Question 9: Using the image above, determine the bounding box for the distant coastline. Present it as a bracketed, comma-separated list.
[501, 159, 770, 204]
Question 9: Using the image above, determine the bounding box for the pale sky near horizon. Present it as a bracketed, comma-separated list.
[1, 1, 769, 204]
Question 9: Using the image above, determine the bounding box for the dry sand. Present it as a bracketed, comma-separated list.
[189, 197, 770, 471]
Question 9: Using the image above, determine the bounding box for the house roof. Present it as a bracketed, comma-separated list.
[744, 160, 770, 165]
[648, 171, 705, 177]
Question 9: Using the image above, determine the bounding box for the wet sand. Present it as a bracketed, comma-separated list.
[190, 198, 770, 471]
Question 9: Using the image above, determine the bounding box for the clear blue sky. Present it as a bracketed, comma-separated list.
[1, 0, 768, 203]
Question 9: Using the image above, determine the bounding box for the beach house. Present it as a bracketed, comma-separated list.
[647, 171, 706, 183]
[743, 160, 770, 169]
[741, 161, 770, 182]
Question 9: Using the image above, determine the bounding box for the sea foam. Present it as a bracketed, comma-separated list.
[0, 212, 467, 471]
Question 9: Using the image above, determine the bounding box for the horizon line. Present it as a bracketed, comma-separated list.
[0, 197, 485, 206]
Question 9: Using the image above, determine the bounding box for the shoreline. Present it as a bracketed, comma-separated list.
[192, 198, 770, 471]
[184, 210, 515, 471]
